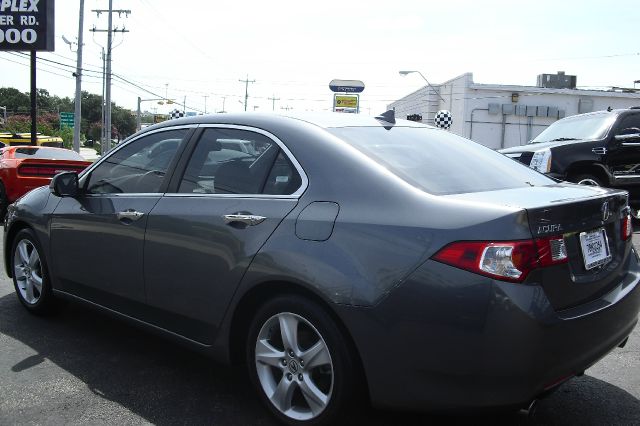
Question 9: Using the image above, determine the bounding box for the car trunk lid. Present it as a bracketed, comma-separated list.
[444, 183, 632, 310]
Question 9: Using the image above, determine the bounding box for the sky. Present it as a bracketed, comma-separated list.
[1, 0, 639, 116]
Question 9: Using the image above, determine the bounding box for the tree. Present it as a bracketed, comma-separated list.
[112, 105, 136, 139]
[0, 87, 30, 113]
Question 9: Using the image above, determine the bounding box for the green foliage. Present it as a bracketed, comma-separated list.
[1, 86, 136, 143]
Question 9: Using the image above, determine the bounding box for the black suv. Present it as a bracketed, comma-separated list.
[500, 107, 640, 200]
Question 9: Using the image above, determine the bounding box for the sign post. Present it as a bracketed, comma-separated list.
[0, 0, 56, 145]
[329, 79, 365, 114]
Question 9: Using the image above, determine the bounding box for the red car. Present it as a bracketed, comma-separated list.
[0, 146, 92, 217]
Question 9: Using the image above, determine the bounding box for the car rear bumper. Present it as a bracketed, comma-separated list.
[336, 249, 640, 411]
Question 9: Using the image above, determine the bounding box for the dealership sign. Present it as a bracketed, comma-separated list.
[0, 0, 55, 51]
[333, 94, 359, 113]
[329, 79, 365, 94]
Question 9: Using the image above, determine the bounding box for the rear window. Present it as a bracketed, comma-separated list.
[12, 147, 85, 161]
[329, 126, 554, 195]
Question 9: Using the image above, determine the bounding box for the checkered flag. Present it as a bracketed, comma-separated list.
[169, 109, 185, 120]
[434, 110, 452, 129]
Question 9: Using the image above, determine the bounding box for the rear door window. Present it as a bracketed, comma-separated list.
[177, 128, 302, 195]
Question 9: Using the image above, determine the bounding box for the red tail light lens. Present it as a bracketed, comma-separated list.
[622, 213, 632, 241]
[433, 236, 568, 283]
[18, 165, 80, 177]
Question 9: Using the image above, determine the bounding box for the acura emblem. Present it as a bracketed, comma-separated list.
[601, 201, 611, 222]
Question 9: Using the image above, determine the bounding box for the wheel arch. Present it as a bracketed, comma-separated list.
[4, 220, 32, 278]
[566, 162, 611, 185]
[228, 279, 370, 399]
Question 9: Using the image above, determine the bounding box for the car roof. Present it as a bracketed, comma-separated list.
[135, 111, 433, 137]
[560, 108, 640, 121]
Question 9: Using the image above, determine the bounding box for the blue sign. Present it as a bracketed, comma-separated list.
[329, 79, 365, 93]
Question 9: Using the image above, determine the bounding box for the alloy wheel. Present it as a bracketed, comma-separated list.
[254, 312, 334, 421]
[13, 239, 43, 305]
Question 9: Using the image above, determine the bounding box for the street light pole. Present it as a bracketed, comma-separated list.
[399, 70, 445, 102]
[72, 0, 85, 153]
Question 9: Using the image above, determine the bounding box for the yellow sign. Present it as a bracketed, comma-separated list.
[154, 114, 169, 123]
[334, 95, 358, 109]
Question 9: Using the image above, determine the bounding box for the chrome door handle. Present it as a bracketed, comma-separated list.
[223, 214, 266, 226]
[117, 209, 145, 222]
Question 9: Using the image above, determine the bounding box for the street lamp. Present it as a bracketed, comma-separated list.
[137, 97, 175, 131]
[399, 70, 445, 102]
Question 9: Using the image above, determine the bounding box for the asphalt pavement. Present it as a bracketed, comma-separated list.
[0, 230, 638, 425]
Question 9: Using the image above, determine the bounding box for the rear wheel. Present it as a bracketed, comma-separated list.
[11, 228, 55, 314]
[570, 174, 603, 186]
[246, 295, 358, 425]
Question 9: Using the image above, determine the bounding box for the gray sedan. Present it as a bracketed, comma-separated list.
[4, 111, 640, 425]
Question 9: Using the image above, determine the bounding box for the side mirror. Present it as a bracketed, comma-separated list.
[50, 172, 79, 197]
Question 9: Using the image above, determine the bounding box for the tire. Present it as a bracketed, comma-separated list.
[0, 182, 8, 221]
[11, 228, 55, 315]
[570, 174, 603, 186]
[246, 295, 358, 425]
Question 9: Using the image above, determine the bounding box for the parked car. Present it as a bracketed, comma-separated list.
[499, 108, 640, 198]
[0, 132, 64, 147]
[4, 112, 640, 425]
[0, 146, 91, 218]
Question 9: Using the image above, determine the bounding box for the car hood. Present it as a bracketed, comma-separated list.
[499, 139, 596, 154]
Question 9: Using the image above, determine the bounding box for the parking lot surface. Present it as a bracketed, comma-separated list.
[0, 230, 638, 425]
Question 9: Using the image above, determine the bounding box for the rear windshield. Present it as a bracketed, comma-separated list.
[329, 126, 554, 195]
[12, 147, 85, 161]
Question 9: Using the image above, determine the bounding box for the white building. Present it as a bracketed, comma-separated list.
[389, 72, 640, 149]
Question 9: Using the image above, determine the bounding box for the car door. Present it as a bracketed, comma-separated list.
[607, 113, 640, 184]
[143, 126, 305, 344]
[49, 127, 193, 313]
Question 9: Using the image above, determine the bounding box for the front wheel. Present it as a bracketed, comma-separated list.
[570, 174, 603, 186]
[246, 295, 358, 425]
[11, 228, 55, 314]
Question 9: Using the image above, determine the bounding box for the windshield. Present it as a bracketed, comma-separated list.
[329, 126, 554, 195]
[529, 113, 616, 144]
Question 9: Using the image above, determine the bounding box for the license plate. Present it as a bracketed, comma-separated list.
[579, 228, 612, 270]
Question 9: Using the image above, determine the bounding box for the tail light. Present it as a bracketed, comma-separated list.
[622, 213, 632, 241]
[18, 165, 81, 177]
[433, 236, 568, 283]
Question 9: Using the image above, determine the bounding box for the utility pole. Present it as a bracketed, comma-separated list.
[203, 95, 208, 114]
[72, 0, 85, 153]
[268, 94, 280, 111]
[239, 75, 255, 112]
[90, 3, 131, 154]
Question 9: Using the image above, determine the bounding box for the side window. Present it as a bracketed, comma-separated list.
[178, 128, 301, 195]
[263, 151, 302, 195]
[85, 129, 188, 194]
[616, 114, 640, 134]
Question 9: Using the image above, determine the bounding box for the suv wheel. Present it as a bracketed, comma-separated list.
[571, 174, 603, 186]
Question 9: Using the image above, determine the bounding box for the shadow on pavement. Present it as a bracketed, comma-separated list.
[0, 292, 638, 425]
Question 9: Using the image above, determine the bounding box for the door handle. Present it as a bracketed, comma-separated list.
[223, 214, 266, 226]
[117, 209, 145, 222]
